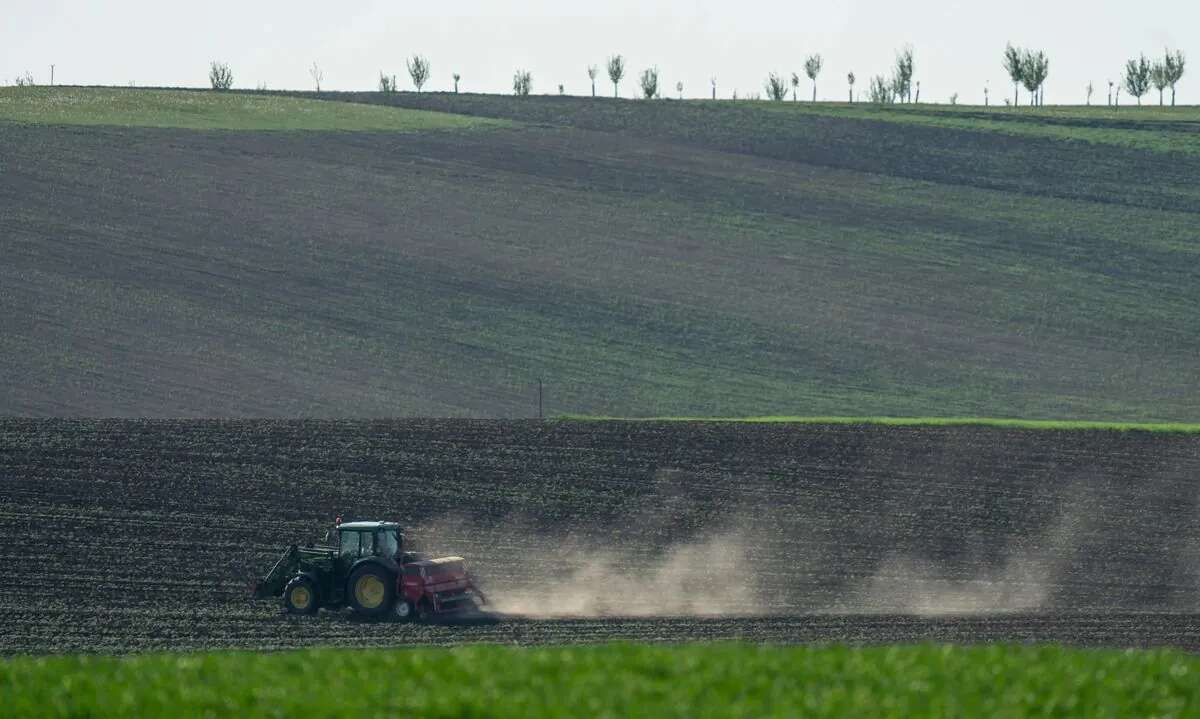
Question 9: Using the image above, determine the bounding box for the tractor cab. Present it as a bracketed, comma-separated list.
[333, 521, 405, 565]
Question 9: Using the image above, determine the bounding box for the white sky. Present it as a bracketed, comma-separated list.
[2, 0, 1195, 104]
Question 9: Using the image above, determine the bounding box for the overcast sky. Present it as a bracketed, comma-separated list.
[3, 0, 1195, 104]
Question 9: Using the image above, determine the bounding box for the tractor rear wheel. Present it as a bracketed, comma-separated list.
[282, 575, 319, 615]
[348, 565, 395, 619]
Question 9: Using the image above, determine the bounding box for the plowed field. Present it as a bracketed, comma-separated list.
[3, 419, 1199, 654]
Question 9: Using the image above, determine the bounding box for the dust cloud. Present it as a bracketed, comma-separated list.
[406, 466, 1164, 618]
[846, 487, 1094, 615]
[409, 512, 767, 618]
[486, 529, 762, 617]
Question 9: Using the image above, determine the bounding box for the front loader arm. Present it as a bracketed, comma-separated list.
[253, 545, 300, 598]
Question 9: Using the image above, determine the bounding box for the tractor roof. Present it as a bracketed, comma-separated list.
[338, 521, 402, 531]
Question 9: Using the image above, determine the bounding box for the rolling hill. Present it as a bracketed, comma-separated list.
[1, 87, 1196, 418]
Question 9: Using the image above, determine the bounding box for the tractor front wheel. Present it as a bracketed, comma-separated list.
[282, 575, 319, 615]
[348, 565, 395, 619]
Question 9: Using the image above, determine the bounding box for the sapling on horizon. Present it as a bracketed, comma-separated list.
[765, 72, 788, 101]
[607, 55, 625, 98]
[639, 66, 659, 99]
[310, 62, 323, 92]
[209, 62, 233, 91]
[805, 54, 823, 102]
[1164, 49, 1185, 106]
[1123, 54, 1152, 105]
[407, 54, 430, 92]
[513, 69, 532, 96]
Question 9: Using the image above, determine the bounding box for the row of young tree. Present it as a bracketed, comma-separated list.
[1119, 50, 1187, 106]
[205, 45, 1188, 106]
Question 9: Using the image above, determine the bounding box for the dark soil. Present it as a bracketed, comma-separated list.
[2, 419, 1198, 654]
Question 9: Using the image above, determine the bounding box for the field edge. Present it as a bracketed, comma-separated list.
[558, 415, 1200, 432]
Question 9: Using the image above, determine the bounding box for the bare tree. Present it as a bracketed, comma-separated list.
[765, 72, 789, 101]
[950, 92, 958, 105]
[587, 65, 598, 97]
[847, 72, 856, 102]
[407, 54, 430, 92]
[607, 55, 625, 98]
[513, 69, 532, 96]
[1002, 43, 1023, 106]
[804, 54, 824, 102]
[453, 73, 461, 93]
[209, 61, 233, 91]
[309, 62, 324, 92]
[1086, 81, 1094, 106]
[791, 72, 800, 102]
[1164, 49, 1186, 106]
[1150, 60, 1169, 105]
[378, 72, 396, 93]
[1107, 79, 1114, 106]
[1123, 54, 1152, 105]
[676, 80, 683, 99]
[893, 46, 914, 102]
[710, 76, 717, 100]
[639, 66, 659, 99]
[15, 70, 35, 87]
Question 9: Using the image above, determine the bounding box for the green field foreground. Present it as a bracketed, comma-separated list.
[0, 87, 501, 130]
[3, 643, 1197, 718]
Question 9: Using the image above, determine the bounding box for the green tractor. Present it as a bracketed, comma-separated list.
[254, 518, 484, 620]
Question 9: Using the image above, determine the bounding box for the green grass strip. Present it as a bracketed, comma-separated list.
[0, 87, 506, 131]
[2, 643, 1196, 718]
[560, 415, 1200, 432]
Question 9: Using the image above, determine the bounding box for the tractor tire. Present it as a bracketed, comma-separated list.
[348, 565, 395, 619]
[393, 599, 415, 622]
[282, 575, 319, 615]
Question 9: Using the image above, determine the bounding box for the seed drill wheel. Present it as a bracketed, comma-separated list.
[393, 599, 415, 622]
[349, 565, 395, 619]
[282, 575, 319, 615]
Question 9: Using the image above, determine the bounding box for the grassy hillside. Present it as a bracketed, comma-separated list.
[4, 644, 1197, 718]
[1, 87, 1196, 418]
[0, 87, 500, 130]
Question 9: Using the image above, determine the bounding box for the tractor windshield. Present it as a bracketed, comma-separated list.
[376, 529, 401, 558]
